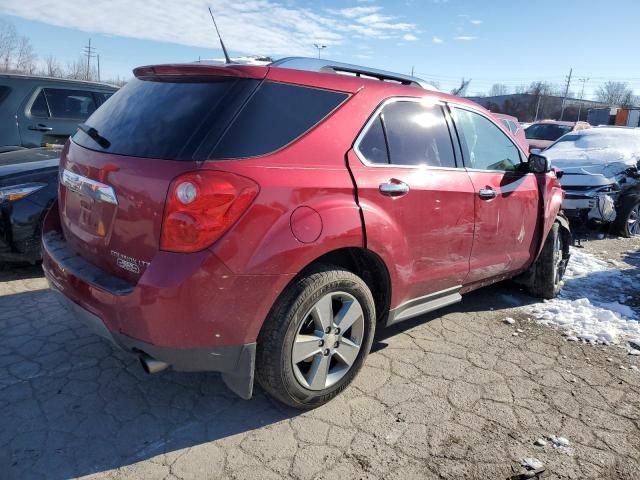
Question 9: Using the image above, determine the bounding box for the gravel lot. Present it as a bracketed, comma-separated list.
[1, 234, 639, 480]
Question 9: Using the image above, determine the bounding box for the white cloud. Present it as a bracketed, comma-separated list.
[470, 19, 482, 25]
[333, 6, 381, 18]
[454, 35, 478, 41]
[0, 0, 416, 58]
[403, 34, 418, 41]
[432, 36, 444, 44]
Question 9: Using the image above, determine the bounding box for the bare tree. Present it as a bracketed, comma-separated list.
[65, 56, 98, 81]
[43, 55, 63, 77]
[451, 78, 471, 97]
[0, 20, 37, 73]
[488, 83, 509, 96]
[0, 21, 18, 71]
[14, 35, 37, 73]
[596, 81, 635, 107]
[514, 85, 528, 94]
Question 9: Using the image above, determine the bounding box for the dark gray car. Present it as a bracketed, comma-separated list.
[0, 74, 118, 150]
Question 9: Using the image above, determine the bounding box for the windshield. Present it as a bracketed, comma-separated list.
[525, 123, 573, 141]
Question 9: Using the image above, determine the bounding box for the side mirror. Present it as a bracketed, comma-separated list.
[528, 153, 550, 174]
[529, 148, 542, 155]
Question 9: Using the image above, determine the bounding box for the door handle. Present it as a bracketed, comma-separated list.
[28, 124, 53, 132]
[478, 188, 497, 200]
[379, 181, 410, 197]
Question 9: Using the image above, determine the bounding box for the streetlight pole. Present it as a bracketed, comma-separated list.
[313, 44, 326, 59]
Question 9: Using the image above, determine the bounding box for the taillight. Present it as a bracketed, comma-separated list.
[160, 171, 259, 253]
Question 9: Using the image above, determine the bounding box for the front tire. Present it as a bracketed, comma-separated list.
[529, 222, 569, 299]
[256, 267, 376, 409]
[612, 194, 640, 238]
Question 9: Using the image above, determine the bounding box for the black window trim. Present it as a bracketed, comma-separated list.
[447, 103, 528, 173]
[353, 96, 462, 170]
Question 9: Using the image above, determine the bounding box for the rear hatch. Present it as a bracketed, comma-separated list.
[58, 65, 267, 282]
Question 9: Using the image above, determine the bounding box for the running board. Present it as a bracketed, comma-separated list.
[387, 286, 462, 326]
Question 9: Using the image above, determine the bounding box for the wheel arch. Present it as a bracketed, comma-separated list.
[267, 247, 392, 327]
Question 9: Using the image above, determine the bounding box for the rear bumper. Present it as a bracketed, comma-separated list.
[49, 286, 256, 398]
[41, 201, 293, 398]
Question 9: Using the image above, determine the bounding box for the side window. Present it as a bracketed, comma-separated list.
[358, 116, 389, 164]
[381, 101, 456, 168]
[212, 82, 348, 159]
[43, 88, 97, 119]
[453, 108, 521, 171]
[30, 91, 50, 117]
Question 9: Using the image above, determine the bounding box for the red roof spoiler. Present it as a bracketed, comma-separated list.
[133, 63, 269, 80]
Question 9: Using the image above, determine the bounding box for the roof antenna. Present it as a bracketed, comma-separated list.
[208, 7, 232, 64]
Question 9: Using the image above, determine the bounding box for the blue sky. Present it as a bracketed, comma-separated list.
[2, 0, 640, 99]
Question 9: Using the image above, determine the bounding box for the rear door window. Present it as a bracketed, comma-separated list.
[43, 88, 97, 119]
[381, 101, 456, 168]
[30, 90, 50, 117]
[357, 116, 389, 164]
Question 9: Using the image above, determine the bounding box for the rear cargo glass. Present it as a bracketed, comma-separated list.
[72, 77, 348, 161]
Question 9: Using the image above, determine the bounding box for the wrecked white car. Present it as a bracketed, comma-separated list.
[540, 127, 640, 237]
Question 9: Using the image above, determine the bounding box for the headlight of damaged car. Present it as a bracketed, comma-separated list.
[0, 183, 46, 202]
[591, 183, 620, 195]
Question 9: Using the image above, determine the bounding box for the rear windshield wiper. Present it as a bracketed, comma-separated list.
[77, 123, 111, 149]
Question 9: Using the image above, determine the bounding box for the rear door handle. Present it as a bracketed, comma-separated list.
[28, 124, 53, 132]
[478, 188, 497, 200]
[379, 181, 410, 197]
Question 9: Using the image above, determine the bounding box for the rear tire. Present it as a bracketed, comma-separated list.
[256, 266, 376, 409]
[528, 222, 569, 299]
[612, 194, 640, 238]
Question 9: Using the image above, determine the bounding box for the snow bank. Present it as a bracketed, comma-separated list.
[528, 248, 640, 345]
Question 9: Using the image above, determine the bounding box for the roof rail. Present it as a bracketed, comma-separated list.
[269, 57, 438, 91]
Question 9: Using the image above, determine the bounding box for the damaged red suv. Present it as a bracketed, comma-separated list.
[42, 58, 570, 408]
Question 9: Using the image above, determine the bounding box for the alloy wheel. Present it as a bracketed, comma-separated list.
[628, 204, 640, 236]
[291, 291, 365, 391]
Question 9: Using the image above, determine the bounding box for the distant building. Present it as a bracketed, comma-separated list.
[467, 93, 608, 123]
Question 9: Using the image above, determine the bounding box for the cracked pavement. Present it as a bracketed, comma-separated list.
[1, 235, 639, 480]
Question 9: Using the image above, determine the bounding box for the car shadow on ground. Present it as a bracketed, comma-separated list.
[1, 277, 539, 479]
[0, 262, 44, 282]
[0, 287, 298, 479]
[372, 280, 538, 351]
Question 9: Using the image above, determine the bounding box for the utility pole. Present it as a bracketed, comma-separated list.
[535, 94, 542, 121]
[83, 39, 97, 81]
[313, 44, 326, 59]
[411, 65, 414, 77]
[577, 77, 589, 121]
[559, 67, 572, 121]
[97, 54, 101, 82]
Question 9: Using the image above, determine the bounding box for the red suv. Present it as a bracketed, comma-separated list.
[42, 58, 571, 409]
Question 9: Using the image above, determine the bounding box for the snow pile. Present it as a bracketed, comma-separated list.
[528, 248, 640, 345]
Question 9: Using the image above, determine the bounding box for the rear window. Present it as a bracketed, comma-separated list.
[73, 77, 348, 161]
[525, 123, 572, 141]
